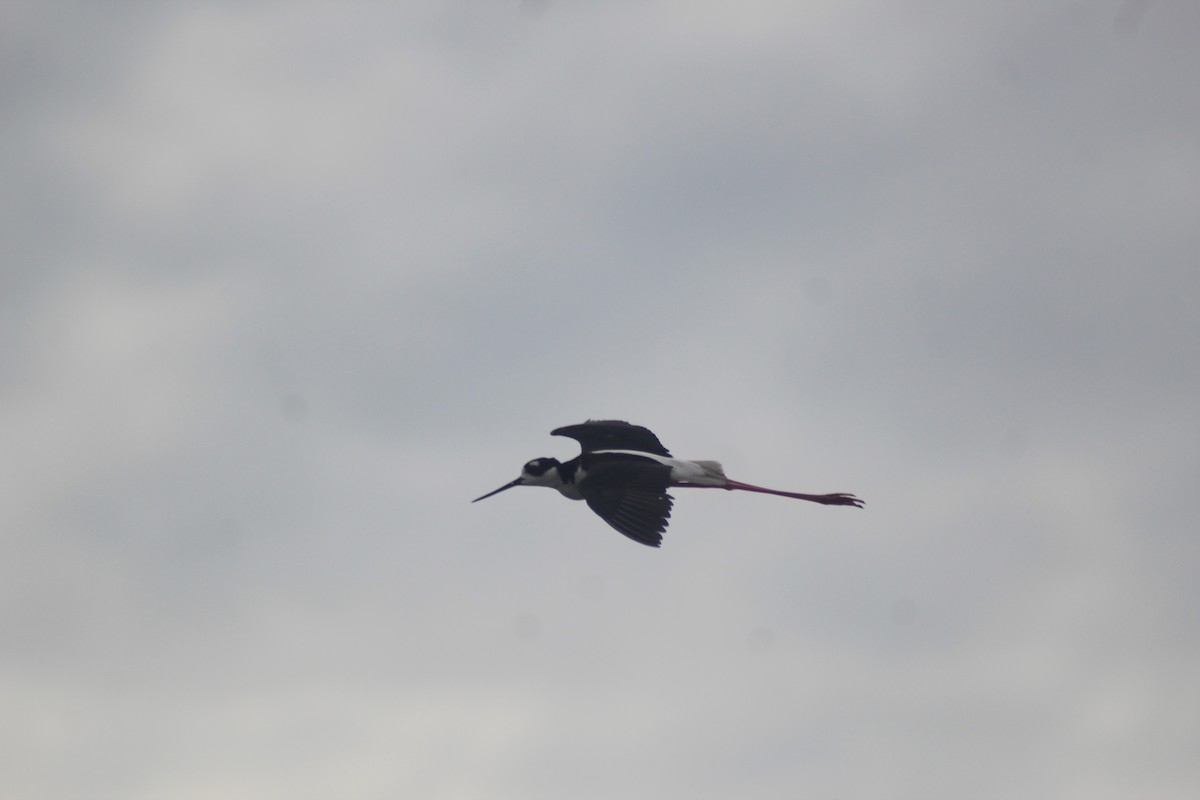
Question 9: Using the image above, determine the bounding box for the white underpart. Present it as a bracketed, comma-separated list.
[591, 450, 728, 486]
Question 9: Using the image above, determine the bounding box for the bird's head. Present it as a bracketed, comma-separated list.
[472, 457, 563, 502]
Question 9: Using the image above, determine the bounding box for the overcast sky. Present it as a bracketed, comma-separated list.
[3, 2, 1199, 798]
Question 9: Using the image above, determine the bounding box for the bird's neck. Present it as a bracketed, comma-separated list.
[552, 458, 584, 500]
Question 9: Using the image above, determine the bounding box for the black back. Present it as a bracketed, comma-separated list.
[551, 420, 672, 457]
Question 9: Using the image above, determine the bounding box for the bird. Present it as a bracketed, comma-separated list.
[472, 419, 863, 547]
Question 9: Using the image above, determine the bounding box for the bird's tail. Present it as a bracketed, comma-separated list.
[693, 460, 727, 481]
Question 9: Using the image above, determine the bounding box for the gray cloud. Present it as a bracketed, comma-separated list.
[3, 2, 1199, 798]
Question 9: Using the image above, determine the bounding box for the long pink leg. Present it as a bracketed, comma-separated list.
[679, 479, 863, 507]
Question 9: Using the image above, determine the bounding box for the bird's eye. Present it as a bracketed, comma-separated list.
[525, 459, 553, 475]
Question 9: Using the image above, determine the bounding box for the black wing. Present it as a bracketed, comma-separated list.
[578, 458, 673, 547]
[551, 420, 672, 457]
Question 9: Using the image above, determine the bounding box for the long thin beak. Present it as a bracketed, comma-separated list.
[472, 477, 524, 503]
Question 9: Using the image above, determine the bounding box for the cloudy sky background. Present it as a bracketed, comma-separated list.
[3, 1, 1199, 797]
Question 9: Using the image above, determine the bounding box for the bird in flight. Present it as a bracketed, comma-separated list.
[473, 420, 863, 547]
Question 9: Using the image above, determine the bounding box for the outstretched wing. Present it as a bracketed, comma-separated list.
[578, 459, 673, 547]
[551, 420, 672, 457]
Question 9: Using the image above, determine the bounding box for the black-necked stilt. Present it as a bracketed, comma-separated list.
[473, 420, 863, 547]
